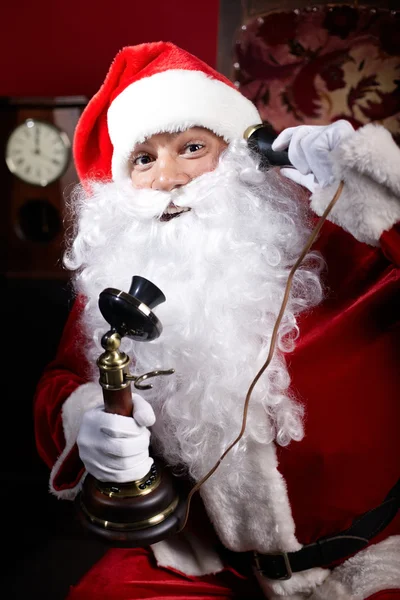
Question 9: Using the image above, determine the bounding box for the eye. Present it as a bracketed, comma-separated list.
[132, 153, 154, 167]
[183, 142, 204, 155]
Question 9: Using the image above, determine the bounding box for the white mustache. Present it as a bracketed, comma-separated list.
[120, 164, 231, 221]
[123, 189, 171, 220]
[115, 184, 194, 221]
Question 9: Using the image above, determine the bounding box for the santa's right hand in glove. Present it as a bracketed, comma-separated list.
[77, 393, 155, 483]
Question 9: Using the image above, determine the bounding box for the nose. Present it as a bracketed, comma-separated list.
[152, 156, 190, 192]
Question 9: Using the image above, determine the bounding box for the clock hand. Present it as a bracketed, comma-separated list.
[37, 153, 62, 165]
[34, 125, 41, 154]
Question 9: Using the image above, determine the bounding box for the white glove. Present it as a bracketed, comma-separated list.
[272, 120, 355, 191]
[77, 393, 155, 483]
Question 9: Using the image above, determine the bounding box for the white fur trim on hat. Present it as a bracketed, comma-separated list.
[107, 69, 261, 182]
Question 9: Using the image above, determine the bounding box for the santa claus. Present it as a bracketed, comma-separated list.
[34, 42, 400, 599]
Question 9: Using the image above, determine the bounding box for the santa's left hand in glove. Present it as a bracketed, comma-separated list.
[272, 120, 354, 193]
[77, 393, 155, 483]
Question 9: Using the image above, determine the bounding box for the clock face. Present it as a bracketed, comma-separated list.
[5, 119, 71, 186]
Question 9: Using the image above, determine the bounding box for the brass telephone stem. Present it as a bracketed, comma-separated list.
[97, 332, 133, 416]
[97, 332, 175, 412]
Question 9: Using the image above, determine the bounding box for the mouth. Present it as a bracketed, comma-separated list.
[160, 203, 191, 222]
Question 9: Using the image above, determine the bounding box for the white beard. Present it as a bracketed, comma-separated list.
[65, 141, 324, 482]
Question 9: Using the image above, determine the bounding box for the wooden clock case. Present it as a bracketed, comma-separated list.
[0, 96, 87, 280]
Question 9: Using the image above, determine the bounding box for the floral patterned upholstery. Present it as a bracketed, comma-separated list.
[233, 5, 400, 142]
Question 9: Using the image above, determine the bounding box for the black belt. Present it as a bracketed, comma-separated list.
[254, 478, 400, 581]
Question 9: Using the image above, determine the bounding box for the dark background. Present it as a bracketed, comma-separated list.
[2, 0, 400, 597]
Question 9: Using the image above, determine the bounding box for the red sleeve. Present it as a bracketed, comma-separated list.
[33, 295, 91, 486]
[380, 222, 400, 267]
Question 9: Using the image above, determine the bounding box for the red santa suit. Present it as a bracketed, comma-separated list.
[33, 43, 400, 600]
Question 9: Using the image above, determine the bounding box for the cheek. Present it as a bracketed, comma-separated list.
[189, 151, 223, 178]
[130, 170, 152, 189]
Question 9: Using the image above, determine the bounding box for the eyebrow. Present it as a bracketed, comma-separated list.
[133, 132, 178, 149]
[132, 129, 205, 155]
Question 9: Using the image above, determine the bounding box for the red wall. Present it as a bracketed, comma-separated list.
[1, 0, 219, 98]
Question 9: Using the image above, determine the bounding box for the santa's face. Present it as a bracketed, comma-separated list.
[129, 127, 227, 220]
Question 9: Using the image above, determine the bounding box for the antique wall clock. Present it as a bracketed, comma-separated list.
[0, 96, 87, 279]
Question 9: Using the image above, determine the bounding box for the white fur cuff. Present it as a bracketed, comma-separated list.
[335, 124, 400, 198]
[49, 382, 102, 499]
[311, 124, 400, 245]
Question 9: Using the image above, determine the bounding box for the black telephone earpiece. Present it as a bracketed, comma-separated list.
[244, 124, 292, 167]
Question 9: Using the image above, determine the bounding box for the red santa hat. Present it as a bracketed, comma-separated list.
[73, 41, 262, 183]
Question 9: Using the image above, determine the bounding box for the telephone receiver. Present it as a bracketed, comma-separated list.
[244, 123, 293, 167]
